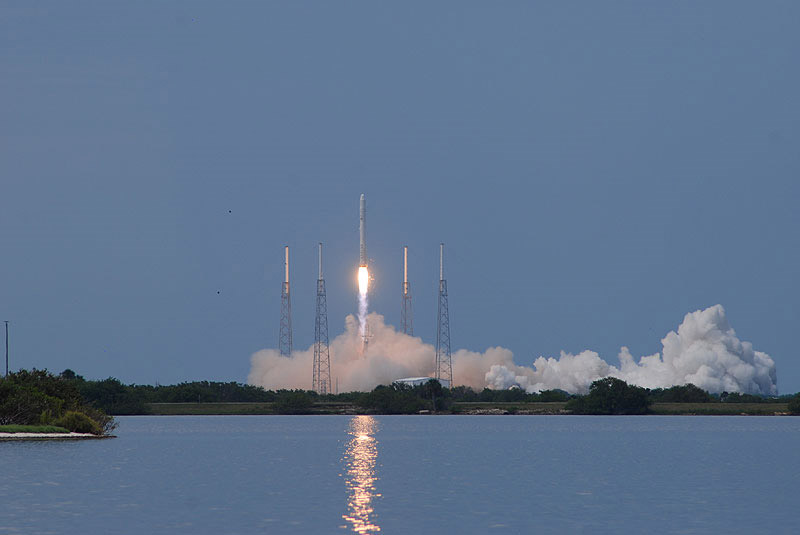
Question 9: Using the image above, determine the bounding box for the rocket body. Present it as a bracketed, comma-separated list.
[356, 194, 369, 349]
[359, 194, 367, 266]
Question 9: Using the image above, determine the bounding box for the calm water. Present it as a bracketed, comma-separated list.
[1, 415, 798, 534]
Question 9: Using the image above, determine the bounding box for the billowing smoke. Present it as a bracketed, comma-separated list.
[485, 305, 777, 395]
[248, 305, 777, 395]
[248, 312, 517, 392]
[249, 312, 436, 392]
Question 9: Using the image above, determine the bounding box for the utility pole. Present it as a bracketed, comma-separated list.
[435, 243, 452, 387]
[4, 321, 8, 377]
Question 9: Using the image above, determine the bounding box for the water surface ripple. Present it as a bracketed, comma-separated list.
[1, 415, 798, 534]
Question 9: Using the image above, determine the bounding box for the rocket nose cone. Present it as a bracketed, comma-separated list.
[360, 193, 365, 201]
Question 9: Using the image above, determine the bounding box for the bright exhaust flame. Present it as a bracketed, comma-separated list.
[358, 266, 369, 340]
[358, 266, 369, 295]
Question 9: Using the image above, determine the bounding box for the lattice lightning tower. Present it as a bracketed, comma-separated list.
[313, 243, 332, 394]
[435, 243, 452, 386]
[401, 245, 413, 335]
[279, 245, 292, 357]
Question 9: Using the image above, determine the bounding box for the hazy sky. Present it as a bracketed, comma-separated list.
[1, 2, 798, 391]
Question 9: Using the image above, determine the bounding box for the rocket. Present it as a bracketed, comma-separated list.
[359, 193, 367, 267]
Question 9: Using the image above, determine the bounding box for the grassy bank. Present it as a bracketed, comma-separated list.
[146, 401, 357, 415]
[650, 402, 788, 415]
[453, 402, 568, 414]
[0, 425, 71, 434]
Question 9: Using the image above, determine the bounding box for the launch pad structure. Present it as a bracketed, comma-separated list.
[435, 243, 453, 386]
[313, 243, 332, 394]
[275, 195, 456, 390]
[279, 245, 292, 357]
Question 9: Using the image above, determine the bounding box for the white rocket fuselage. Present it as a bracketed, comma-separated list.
[359, 194, 367, 267]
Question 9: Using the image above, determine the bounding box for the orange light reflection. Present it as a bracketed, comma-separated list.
[341, 415, 381, 533]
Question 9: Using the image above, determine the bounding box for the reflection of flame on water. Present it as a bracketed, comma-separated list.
[341, 415, 381, 533]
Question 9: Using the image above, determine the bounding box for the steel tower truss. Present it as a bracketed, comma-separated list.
[435, 244, 452, 386]
[313, 245, 332, 393]
[279, 246, 292, 357]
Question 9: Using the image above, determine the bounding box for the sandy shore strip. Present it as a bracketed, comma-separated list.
[0, 432, 113, 440]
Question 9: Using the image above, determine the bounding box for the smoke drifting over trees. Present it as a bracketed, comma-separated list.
[248, 305, 777, 395]
[488, 305, 777, 395]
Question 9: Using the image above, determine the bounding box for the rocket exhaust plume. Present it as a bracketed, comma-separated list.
[358, 194, 369, 348]
[249, 305, 777, 396]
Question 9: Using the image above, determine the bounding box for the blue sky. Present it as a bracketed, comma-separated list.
[1, 2, 798, 391]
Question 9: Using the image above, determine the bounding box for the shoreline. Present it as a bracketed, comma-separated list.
[129, 401, 793, 417]
[0, 432, 114, 441]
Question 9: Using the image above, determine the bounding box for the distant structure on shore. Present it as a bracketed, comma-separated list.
[394, 377, 451, 389]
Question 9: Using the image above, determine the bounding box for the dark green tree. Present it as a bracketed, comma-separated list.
[788, 394, 800, 415]
[566, 377, 650, 415]
[650, 384, 712, 403]
[274, 390, 314, 414]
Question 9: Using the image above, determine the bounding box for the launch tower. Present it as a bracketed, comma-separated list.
[313, 243, 332, 394]
[435, 243, 452, 386]
[279, 245, 292, 357]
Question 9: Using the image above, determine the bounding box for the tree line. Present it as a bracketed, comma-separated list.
[4, 369, 798, 417]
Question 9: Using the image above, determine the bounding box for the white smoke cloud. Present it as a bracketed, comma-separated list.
[249, 313, 430, 393]
[485, 305, 777, 395]
[248, 312, 516, 392]
[248, 305, 777, 395]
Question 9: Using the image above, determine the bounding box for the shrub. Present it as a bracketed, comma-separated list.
[274, 391, 314, 414]
[0, 370, 116, 434]
[80, 406, 118, 435]
[53, 411, 102, 435]
[0, 382, 63, 425]
[650, 384, 712, 403]
[357, 385, 428, 414]
[788, 394, 800, 415]
[537, 389, 571, 402]
[720, 392, 769, 403]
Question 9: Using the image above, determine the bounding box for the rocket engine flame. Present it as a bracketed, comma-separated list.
[358, 266, 369, 295]
[358, 266, 369, 338]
